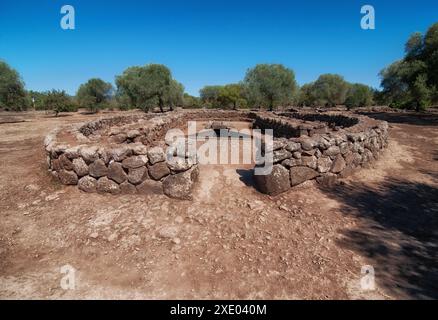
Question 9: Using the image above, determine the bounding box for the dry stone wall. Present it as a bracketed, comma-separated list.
[44, 110, 388, 199]
[253, 112, 389, 195]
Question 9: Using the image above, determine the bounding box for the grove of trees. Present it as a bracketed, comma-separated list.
[296, 74, 374, 109]
[0, 61, 28, 111]
[115, 64, 184, 112]
[76, 78, 113, 113]
[379, 22, 438, 111]
[1, 21, 437, 113]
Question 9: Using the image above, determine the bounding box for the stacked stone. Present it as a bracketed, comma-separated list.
[46, 142, 199, 200]
[45, 110, 389, 200]
[254, 120, 389, 195]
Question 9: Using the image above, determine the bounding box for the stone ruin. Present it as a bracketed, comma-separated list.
[44, 109, 389, 199]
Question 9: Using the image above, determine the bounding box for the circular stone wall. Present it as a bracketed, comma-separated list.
[44, 110, 388, 199]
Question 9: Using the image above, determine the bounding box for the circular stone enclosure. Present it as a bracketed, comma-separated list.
[44, 110, 389, 199]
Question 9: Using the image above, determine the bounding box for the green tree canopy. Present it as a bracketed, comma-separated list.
[183, 93, 201, 109]
[218, 84, 245, 110]
[43, 90, 76, 116]
[380, 21, 438, 111]
[163, 79, 184, 110]
[243, 64, 297, 111]
[115, 64, 181, 112]
[0, 61, 28, 111]
[345, 83, 374, 109]
[76, 78, 113, 112]
[310, 74, 349, 107]
[199, 85, 222, 108]
[297, 83, 315, 107]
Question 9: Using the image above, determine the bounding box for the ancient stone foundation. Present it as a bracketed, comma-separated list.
[44, 109, 388, 199]
[253, 111, 389, 195]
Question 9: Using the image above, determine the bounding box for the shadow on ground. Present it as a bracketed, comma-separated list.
[236, 168, 256, 188]
[319, 178, 438, 299]
[358, 112, 438, 126]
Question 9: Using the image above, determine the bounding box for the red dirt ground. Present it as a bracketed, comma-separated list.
[0, 110, 437, 299]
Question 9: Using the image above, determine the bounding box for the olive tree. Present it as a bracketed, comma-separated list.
[163, 79, 184, 110]
[243, 64, 297, 111]
[116, 64, 181, 112]
[310, 74, 349, 107]
[183, 93, 201, 108]
[380, 21, 438, 110]
[43, 90, 76, 116]
[76, 78, 113, 113]
[199, 85, 222, 108]
[218, 84, 246, 110]
[297, 83, 315, 107]
[0, 61, 28, 110]
[345, 83, 374, 109]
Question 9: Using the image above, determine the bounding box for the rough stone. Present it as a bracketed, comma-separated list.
[292, 152, 301, 159]
[97, 177, 120, 194]
[317, 137, 331, 150]
[64, 146, 81, 159]
[315, 148, 322, 158]
[72, 157, 89, 177]
[254, 164, 291, 196]
[136, 179, 163, 195]
[300, 138, 317, 151]
[58, 170, 78, 185]
[148, 162, 171, 180]
[122, 155, 148, 169]
[89, 159, 108, 178]
[162, 167, 199, 200]
[158, 226, 179, 239]
[317, 156, 333, 173]
[301, 149, 316, 156]
[339, 142, 349, 154]
[109, 127, 122, 136]
[286, 141, 301, 153]
[98, 148, 111, 164]
[109, 145, 132, 162]
[120, 181, 137, 194]
[353, 142, 365, 154]
[128, 166, 148, 185]
[78, 176, 97, 192]
[343, 151, 354, 165]
[273, 149, 292, 163]
[130, 143, 148, 155]
[51, 158, 62, 171]
[107, 162, 127, 183]
[290, 166, 319, 186]
[147, 147, 166, 164]
[324, 146, 340, 157]
[127, 129, 141, 139]
[301, 156, 317, 169]
[79, 146, 99, 163]
[89, 232, 99, 239]
[281, 158, 302, 168]
[331, 154, 346, 173]
[352, 152, 363, 166]
[262, 140, 282, 153]
[108, 133, 127, 144]
[167, 157, 194, 172]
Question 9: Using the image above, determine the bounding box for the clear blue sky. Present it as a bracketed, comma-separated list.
[1, 0, 437, 96]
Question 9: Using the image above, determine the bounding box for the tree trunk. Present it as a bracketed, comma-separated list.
[269, 98, 274, 112]
[159, 97, 164, 113]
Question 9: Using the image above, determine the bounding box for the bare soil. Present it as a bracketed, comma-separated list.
[0, 110, 437, 300]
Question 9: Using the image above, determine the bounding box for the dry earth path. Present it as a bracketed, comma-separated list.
[0, 111, 437, 299]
